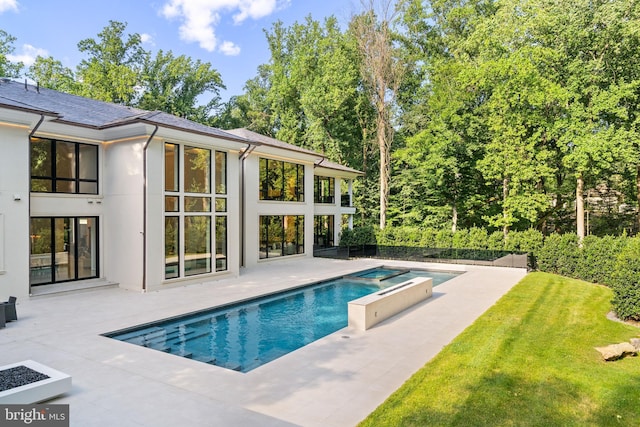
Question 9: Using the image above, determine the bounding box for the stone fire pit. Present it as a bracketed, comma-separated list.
[0, 360, 71, 404]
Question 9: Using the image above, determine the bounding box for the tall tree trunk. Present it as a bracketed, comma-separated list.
[502, 177, 509, 239]
[576, 173, 585, 241]
[452, 204, 458, 233]
[378, 109, 390, 229]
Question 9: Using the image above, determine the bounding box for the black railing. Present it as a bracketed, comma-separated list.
[313, 244, 532, 269]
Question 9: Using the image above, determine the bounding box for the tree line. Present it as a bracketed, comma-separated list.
[2, 0, 639, 238]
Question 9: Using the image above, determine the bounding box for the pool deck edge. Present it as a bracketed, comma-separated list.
[0, 258, 526, 427]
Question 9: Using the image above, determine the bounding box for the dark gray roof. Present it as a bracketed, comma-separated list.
[225, 128, 320, 157]
[0, 80, 362, 174]
[226, 128, 363, 175]
[0, 79, 248, 142]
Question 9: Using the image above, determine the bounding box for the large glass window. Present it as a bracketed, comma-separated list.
[314, 215, 334, 248]
[29, 217, 98, 285]
[314, 176, 335, 204]
[259, 158, 304, 202]
[30, 138, 98, 194]
[216, 216, 227, 271]
[165, 217, 179, 279]
[185, 216, 211, 276]
[164, 143, 227, 279]
[259, 215, 304, 259]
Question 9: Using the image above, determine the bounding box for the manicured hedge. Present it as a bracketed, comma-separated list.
[610, 238, 640, 321]
[339, 226, 640, 320]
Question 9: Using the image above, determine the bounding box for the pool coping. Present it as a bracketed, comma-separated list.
[0, 258, 527, 427]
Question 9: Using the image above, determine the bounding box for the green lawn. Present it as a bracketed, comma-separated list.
[359, 272, 640, 427]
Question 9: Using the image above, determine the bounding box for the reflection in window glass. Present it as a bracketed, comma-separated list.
[30, 138, 98, 194]
[216, 216, 227, 271]
[259, 215, 304, 259]
[165, 143, 179, 192]
[55, 180, 75, 194]
[215, 151, 226, 194]
[29, 218, 53, 285]
[164, 144, 226, 278]
[78, 144, 98, 180]
[56, 142, 76, 179]
[29, 217, 99, 285]
[184, 146, 210, 193]
[215, 198, 227, 212]
[165, 196, 179, 212]
[31, 138, 51, 177]
[185, 216, 211, 276]
[314, 215, 334, 247]
[79, 181, 98, 194]
[77, 218, 97, 279]
[184, 197, 211, 212]
[314, 176, 335, 204]
[165, 217, 179, 279]
[259, 158, 304, 202]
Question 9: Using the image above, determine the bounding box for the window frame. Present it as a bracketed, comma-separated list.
[30, 137, 99, 195]
[164, 142, 228, 279]
[259, 157, 305, 202]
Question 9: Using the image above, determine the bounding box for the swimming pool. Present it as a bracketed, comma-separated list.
[104, 266, 461, 372]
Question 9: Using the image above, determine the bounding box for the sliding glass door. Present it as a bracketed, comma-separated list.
[30, 217, 98, 285]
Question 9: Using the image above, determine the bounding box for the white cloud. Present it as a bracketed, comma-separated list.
[140, 33, 154, 46]
[161, 0, 288, 53]
[7, 44, 48, 66]
[219, 41, 241, 56]
[0, 0, 18, 13]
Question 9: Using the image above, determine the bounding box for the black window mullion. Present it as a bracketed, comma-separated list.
[73, 218, 79, 280]
[75, 144, 80, 193]
[51, 141, 57, 193]
[280, 162, 287, 201]
[50, 217, 56, 283]
[281, 216, 285, 256]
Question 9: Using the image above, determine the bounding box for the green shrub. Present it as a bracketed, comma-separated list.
[435, 229, 454, 248]
[451, 228, 470, 248]
[487, 231, 505, 250]
[420, 228, 438, 247]
[505, 229, 544, 253]
[339, 225, 377, 246]
[467, 227, 490, 249]
[610, 237, 640, 321]
[577, 235, 628, 285]
[536, 233, 580, 277]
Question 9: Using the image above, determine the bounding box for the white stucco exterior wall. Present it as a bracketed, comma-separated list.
[0, 122, 31, 299]
[242, 154, 315, 268]
[144, 137, 242, 291]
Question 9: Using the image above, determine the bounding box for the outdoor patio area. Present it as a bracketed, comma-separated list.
[0, 258, 527, 427]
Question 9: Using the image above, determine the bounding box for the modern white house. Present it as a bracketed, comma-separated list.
[0, 79, 362, 299]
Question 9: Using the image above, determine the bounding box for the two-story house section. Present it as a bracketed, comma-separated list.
[223, 128, 363, 268]
[0, 80, 362, 299]
[0, 79, 252, 298]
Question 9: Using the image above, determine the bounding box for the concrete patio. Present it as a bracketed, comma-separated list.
[0, 258, 527, 427]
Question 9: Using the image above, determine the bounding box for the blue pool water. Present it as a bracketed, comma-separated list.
[104, 267, 461, 372]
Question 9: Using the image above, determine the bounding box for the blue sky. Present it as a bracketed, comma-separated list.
[0, 0, 358, 102]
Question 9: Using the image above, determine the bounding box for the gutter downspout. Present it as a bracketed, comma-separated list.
[239, 143, 257, 268]
[142, 125, 158, 292]
[27, 115, 45, 296]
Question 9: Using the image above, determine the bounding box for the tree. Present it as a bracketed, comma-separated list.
[351, 0, 405, 229]
[138, 50, 224, 123]
[76, 20, 147, 105]
[0, 30, 23, 77]
[27, 56, 78, 93]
